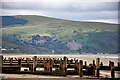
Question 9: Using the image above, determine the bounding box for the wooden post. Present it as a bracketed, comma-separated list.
[33, 56, 37, 72]
[15, 57, 17, 60]
[60, 58, 64, 72]
[84, 61, 87, 68]
[109, 61, 111, 67]
[57, 58, 60, 63]
[100, 62, 103, 67]
[111, 62, 115, 78]
[71, 59, 73, 63]
[118, 62, 120, 71]
[50, 58, 53, 72]
[93, 60, 95, 76]
[10, 58, 13, 64]
[18, 58, 21, 72]
[43, 58, 46, 71]
[75, 59, 79, 73]
[79, 60, 83, 77]
[96, 58, 100, 78]
[59, 59, 64, 72]
[63, 56, 67, 72]
[46, 61, 50, 72]
[47, 58, 49, 63]
[26, 58, 29, 65]
[118, 62, 120, 67]
[18, 58, 21, 66]
[93, 60, 95, 66]
[0, 55, 3, 74]
[84, 61, 88, 75]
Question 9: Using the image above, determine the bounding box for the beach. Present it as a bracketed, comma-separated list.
[1, 54, 120, 79]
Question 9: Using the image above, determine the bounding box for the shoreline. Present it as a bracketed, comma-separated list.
[2, 54, 119, 66]
[3, 54, 119, 58]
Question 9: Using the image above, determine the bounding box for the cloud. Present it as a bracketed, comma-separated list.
[1, 2, 118, 24]
[86, 19, 118, 24]
[2, 2, 118, 11]
[1, 0, 119, 2]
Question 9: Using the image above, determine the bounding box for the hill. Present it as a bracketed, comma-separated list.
[1, 15, 118, 54]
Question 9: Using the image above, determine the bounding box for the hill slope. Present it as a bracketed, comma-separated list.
[1, 15, 118, 54]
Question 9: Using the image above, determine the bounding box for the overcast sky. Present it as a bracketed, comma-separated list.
[1, 0, 119, 24]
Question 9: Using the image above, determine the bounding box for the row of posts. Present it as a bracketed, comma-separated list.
[2, 55, 116, 78]
[31, 56, 115, 78]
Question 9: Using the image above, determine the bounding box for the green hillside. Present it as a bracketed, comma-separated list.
[2, 15, 118, 54]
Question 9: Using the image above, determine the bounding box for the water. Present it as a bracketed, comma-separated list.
[3, 54, 119, 59]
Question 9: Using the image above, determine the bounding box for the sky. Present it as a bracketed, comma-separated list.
[1, 0, 119, 24]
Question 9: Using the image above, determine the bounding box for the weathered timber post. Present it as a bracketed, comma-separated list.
[87, 64, 93, 75]
[43, 58, 46, 71]
[50, 58, 53, 72]
[18, 58, 21, 66]
[0, 55, 3, 74]
[18, 58, 21, 72]
[79, 60, 83, 77]
[59, 58, 64, 72]
[111, 62, 115, 78]
[26, 58, 30, 71]
[93, 60, 95, 66]
[47, 58, 49, 63]
[8, 57, 10, 60]
[84, 61, 87, 75]
[57, 58, 60, 63]
[84, 61, 87, 68]
[10, 58, 13, 64]
[62, 60, 64, 72]
[95, 58, 100, 78]
[109, 61, 111, 67]
[71, 59, 73, 63]
[75, 59, 79, 73]
[118, 62, 120, 71]
[100, 62, 103, 67]
[63, 56, 67, 72]
[33, 56, 37, 72]
[26, 58, 29, 65]
[15, 57, 17, 60]
[93, 60, 95, 76]
[67, 58, 69, 64]
[60, 58, 63, 72]
[46, 60, 50, 72]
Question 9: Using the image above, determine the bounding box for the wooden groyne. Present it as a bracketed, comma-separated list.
[1, 55, 120, 78]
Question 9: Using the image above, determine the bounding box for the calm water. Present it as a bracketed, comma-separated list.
[3, 54, 119, 59]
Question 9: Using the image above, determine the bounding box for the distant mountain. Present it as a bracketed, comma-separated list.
[1, 15, 118, 54]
